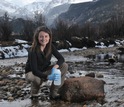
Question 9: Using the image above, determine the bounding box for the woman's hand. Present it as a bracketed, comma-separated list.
[48, 67, 60, 81]
[47, 74, 54, 80]
[51, 68, 58, 74]
[53, 64, 59, 69]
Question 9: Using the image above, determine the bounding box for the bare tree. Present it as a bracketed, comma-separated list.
[0, 12, 12, 41]
[34, 11, 46, 28]
[80, 22, 96, 39]
[67, 24, 80, 40]
[22, 19, 35, 41]
[52, 19, 69, 41]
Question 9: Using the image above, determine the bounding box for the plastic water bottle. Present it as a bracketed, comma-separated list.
[54, 69, 61, 85]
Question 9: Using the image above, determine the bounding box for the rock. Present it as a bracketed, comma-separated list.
[85, 72, 95, 78]
[8, 96, 14, 101]
[96, 73, 104, 78]
[0, 80, 6, 86]
[17, 80, 25, 86]
[59, 76, 105, 103]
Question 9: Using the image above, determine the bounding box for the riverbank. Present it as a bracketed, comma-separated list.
[0, 46, 124, 107]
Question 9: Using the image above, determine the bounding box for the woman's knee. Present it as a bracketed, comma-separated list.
[25, 72, 34, 82]
[59, 62, 68, 75]
[61, 62, 68, 70]
[25, 72, 41, 85]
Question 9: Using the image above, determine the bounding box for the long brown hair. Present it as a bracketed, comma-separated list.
[31, 26, 52, 58]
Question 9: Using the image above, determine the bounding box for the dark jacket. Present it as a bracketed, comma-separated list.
[25, 44, 64, 79]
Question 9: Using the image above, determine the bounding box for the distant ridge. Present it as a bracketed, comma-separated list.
[58, 0, 124, 25]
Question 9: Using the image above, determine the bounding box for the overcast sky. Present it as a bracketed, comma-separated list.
[6, 0, 93, 6]
[7, 0, 37, 6]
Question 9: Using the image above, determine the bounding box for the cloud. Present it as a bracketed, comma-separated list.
[6, 0, 92, 6]
[6, 0, 93, 4]
[6, 0, 51, 5]
[71, 0, 93, 3]
[6, 0, 48, 6]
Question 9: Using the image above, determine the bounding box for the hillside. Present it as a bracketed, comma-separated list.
[58, 0, 124, 25]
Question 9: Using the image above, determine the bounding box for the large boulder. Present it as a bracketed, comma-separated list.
[52, 40, 71, 51]
[70, 36, 83, 48]
[82, 38, 96, 48]
[59, 76, 105, 103]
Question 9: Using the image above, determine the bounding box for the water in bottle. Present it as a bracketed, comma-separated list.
[54, 69, 61, 85]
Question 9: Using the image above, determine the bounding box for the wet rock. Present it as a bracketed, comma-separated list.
[59, 76, 105, 103]
[9, 86, 15, 93]
[96, 73, 104, 78]
[17, 80, 26, 86]
[8, 96, 14, 101]
[0, 80, 6, 86]
[69, 71, 75, 74]
[85, 72, 95, 78]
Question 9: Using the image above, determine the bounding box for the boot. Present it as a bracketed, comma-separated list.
[30, 82, 40, 99]
[50, 89, 60, 99]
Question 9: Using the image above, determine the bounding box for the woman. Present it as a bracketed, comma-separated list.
[25, 26, 68, 99]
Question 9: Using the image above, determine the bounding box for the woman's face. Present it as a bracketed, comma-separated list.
[38, 31, 50, 46]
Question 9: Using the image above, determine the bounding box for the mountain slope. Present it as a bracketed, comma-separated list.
[0, 0, 18, 16]
[45, 3, 70, 25]
[0, 0, 93, 25]
[58, 0, 124, 25]
[13, 2, 49, 19]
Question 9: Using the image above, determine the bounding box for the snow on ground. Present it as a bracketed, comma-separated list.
[0, 38, 124, 59]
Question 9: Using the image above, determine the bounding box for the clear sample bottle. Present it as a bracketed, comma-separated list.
[54, 69, 61, 85]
